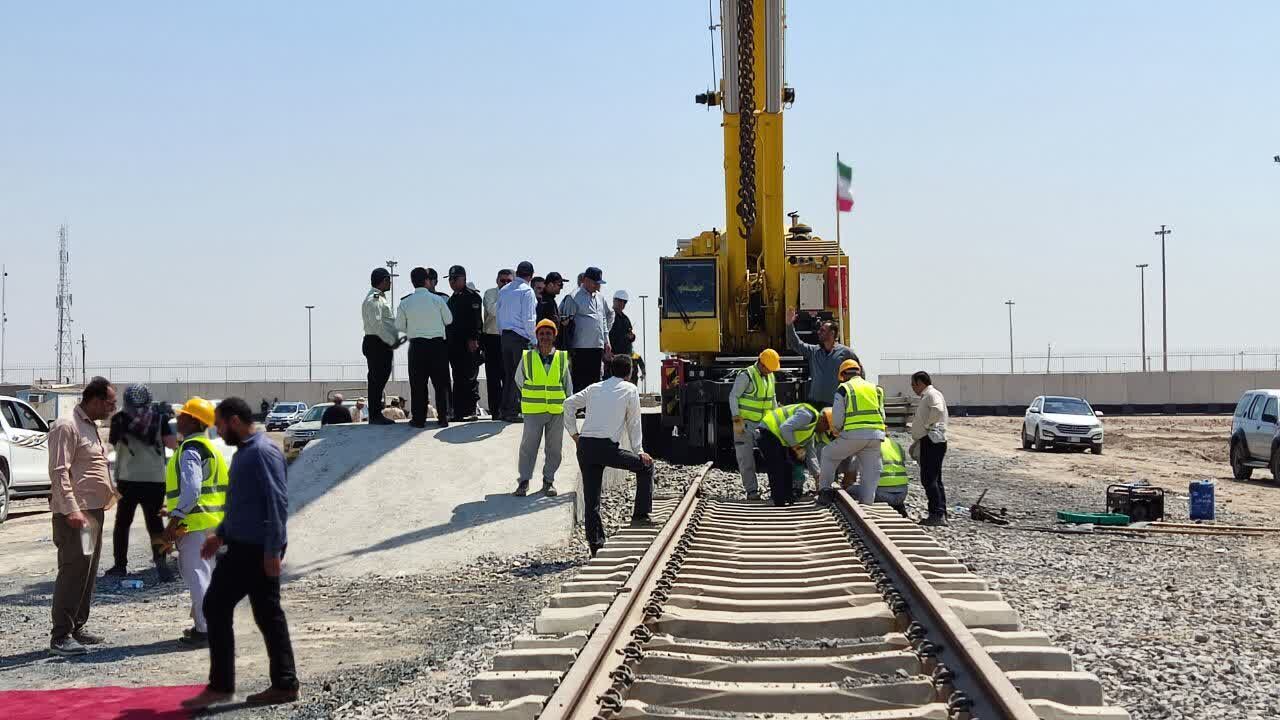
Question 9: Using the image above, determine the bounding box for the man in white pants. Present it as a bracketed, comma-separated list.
[162, 398, 229, 648]
[816, 360, 886, 507]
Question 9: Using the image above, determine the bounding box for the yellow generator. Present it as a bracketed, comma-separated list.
[648, 0, 851, 462]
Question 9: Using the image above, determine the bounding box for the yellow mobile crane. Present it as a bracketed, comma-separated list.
[650, 0, 850, 462]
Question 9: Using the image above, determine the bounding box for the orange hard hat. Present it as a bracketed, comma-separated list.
[535, 319, 558, 336]
[758, 348, 781, 373]
[839, 359, 861, 376]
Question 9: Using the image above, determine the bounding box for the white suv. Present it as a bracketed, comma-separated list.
[1, 396, 53, 523]
[265, 402, 308, 431]
[1229, 389, 1280, 480]
[1022, 395, 1105, 454]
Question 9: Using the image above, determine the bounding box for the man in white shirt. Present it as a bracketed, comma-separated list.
[362, 268, 402, 425]
[481, 269, 514, 418]
[563, 354, 655, 556]
[496, 261, 538, 422]
[910, 371, 949, 525]
[397, 267, 454, 428]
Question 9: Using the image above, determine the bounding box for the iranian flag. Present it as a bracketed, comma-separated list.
[836, 158, 854, 212]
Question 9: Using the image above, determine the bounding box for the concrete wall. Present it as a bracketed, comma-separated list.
[879, 370, 1280, 411]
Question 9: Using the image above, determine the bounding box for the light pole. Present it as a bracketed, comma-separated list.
[305, 305, 316, 381]
[1136, 263, 1149, 372]
[1, 264, 7, 384]
[638, 294, 649, 394]
[1004, 300, 1015, 374]
[1154, 224, 1172, 372]
[385, 259, 399, 380]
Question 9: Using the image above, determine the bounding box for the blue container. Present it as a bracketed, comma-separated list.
[1188, 480, 1215, 521]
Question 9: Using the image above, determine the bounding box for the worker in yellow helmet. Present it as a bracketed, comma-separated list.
[160, 397, 228, 647]
[512, 319, 574, 497]
[817, 359, 886, 506]
[729, 348, 781, 500]
[755, 402, 830, 506]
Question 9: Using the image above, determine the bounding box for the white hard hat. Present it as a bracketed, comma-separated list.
[613, 290, 630, 302]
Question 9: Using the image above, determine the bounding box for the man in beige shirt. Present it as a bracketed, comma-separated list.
[909, 371, 949, 526]
[47, 376, 117, 656]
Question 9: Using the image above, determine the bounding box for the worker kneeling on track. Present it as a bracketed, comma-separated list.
[755, 403, 829, 507]
[730, 348, 781, 501]
[839, 436, 910, 517]
[817, 359, 886, 507]
[513, 319, 574, 497]
[161, 397, 229, 648]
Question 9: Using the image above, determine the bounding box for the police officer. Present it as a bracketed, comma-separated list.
[447, 265, 484, 421]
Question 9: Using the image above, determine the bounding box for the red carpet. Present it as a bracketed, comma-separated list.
[0, 684, 206, 720]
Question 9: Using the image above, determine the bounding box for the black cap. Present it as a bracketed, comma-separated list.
[448, 264, 466, 278]
[584, 266, 606, 284]
[425, 267, 439, 281]
[544, 271, 565, 284]
[516, 260, 535, 276]
[371, 267, 391, 286]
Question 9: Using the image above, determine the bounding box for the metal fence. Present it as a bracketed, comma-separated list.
[1, 361, 410, 385]
[879, 348, 1280, 376]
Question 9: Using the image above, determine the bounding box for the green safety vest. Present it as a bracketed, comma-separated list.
[760, 403, 820, 447]
[164, 435, 229, 533]
[735, 364, 776, 422]
[879, 438, 908, 487]
[520, 349, 568, 415]
[840, 378, 886, 432]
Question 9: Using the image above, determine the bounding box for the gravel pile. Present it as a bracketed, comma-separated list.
[929, 445, 1280, 720]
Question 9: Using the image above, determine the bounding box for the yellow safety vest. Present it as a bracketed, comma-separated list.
[735, 364, 776, 422]
[760, 403, 820, 447]
[520, 349, 568, 415]
[879, 438, 908, 487]
[840, 378, 886, 432]
[164, 435, 229, 533]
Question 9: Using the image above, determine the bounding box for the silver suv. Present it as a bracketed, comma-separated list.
[1229, 389, 1280, 480]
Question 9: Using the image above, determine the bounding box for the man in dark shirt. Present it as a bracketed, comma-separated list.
[538, 272, 565, 348]
[320, 394, 354, 425]
[446, 265, 483, 421]
[424, 268, 450, 299]
[609, 290, 635, 357]
[183, 398, 298, 709]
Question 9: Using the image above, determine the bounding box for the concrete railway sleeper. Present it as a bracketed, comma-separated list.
[451, 464, 1129, 720]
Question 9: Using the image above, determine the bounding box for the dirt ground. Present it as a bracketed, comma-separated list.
[2, 416, 1278, 719]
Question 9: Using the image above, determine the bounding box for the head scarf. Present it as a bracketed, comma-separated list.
[110, 383, 163, 447]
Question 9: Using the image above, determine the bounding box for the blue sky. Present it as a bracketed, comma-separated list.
[2, 1, 1277, 376]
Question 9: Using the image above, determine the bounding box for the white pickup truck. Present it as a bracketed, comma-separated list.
[0, 395, 53, 523]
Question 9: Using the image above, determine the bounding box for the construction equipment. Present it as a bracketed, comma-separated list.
[650, 0, 851, 462]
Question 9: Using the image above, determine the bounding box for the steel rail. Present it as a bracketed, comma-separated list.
[538, 463, 709, 720]
[834, 489, 1042, 720]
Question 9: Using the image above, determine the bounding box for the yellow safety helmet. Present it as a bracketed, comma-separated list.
[758, 348, 781, 373]
[535, 318, 559, 336]
[839, 359, 861, 377]
[177, 397, 216, 428]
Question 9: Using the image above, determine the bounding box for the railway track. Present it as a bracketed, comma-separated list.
[452, 465, 1130, 720]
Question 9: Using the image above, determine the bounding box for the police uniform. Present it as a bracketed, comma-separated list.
[446, 265, 484, 419]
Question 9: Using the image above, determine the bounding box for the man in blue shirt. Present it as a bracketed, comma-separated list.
[183, 398, 299, 709]
[496, 260, 537, 422]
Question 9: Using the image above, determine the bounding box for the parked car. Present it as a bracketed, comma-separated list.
[283, 403, 331, 455]
[1229, 389, 1280, 480]
[265, 402, 309, 431]
[1022, 395, 1104, 454]
[0, 395, 53, 523]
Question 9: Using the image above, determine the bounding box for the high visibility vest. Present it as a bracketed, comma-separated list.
[735, 364, 776, 422]
[760, 403, 820, 447]
[164, 435, 229, 533]
[879, 438, 909, 488]
[520, 349, 568, 415]
[840, 378, 886, 432]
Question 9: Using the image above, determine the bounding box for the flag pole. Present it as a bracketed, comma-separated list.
[835, 152, 845, 345]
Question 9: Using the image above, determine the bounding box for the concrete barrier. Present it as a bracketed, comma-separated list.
[107, 380, 487, 413]
[879, 370, 1280, 414]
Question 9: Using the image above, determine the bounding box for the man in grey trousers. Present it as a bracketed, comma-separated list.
[512, 319, 573, 497]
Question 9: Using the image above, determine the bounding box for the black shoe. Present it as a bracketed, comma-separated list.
[919, 515, 949, 527]
[103, 565, 127, 578]
[512, 483, 529, 497]
[179, 629, 209, 648]
[588, 543, 604, 557]
[630, 516, 657, 527]
[815, 490, 835, 507]
[745, 492, 761, 501]
[72, 629, 105, 646]
[49, 637, 88, 656]
[438, 419, 449, 428]
[156, 564, 176, 583]
[541, 483, 557, 497]
[410, 421, 426, 429]
[369, 415, 395, 426]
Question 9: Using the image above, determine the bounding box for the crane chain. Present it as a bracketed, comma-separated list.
[734, 0, 757, 241]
